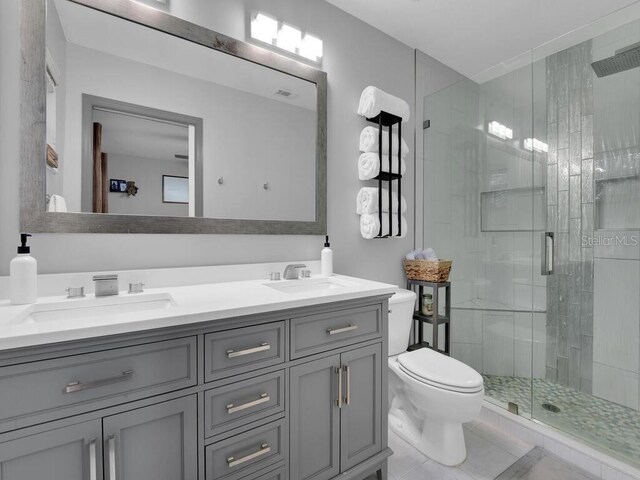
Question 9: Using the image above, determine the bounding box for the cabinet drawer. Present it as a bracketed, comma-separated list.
[205, 419, 286, 480]
[204, 322, 285, 382]
[290, 305, 381, 359]
[244, 465, 287, 480]
[204, 370, 285, 438]
[0, 337, 196, 426]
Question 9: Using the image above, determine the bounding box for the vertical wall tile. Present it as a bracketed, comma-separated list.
[570, 89, 581, 133]
[569, 131, 582, 175]
[558, 106, 569, 149]
[569, 346, 581, 390]
[558, 149, 569, 190]
[569, 219, 582, 261]
[547, 164, 558, 205]
[558, 191, 569, 232]
[568, 303, 581, 348]
[581, 159, 594, 203]
[570, 176, 581, 219]
[581, 115, 593, 159]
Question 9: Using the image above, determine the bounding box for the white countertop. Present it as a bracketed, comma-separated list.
[0, 274, 397, 352]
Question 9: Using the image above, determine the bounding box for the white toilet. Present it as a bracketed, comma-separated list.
[387, 289, 484, 466]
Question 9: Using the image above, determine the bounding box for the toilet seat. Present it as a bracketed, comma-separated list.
[398, 348, 483, 394]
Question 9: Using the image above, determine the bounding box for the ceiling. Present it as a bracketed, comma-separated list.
[325, 0, 640, 80]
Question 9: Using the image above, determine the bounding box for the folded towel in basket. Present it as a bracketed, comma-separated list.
[357, 86, 410, 122]
[360, 213, 407, 239]
[358, 152, 406, 180]
[356, 187, 407, 215]
[359, 126, 409, 159]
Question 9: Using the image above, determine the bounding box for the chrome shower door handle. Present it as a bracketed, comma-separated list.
[541, 232, 554, 275]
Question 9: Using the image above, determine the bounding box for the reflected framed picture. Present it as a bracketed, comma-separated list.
[110, 179, 125, 192]
[162, 175, 189, 204]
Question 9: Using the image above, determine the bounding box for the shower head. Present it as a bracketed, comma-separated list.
[591, 41, 640, 78]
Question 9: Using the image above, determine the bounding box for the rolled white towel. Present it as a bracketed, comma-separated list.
[47, 194, 67, 212]
[360, 214, 408, 239]
[359, 126, 409, 159]
[357, 86, 410, 123]
[356, 187, 407, 215]
[358, 152, 406, 180]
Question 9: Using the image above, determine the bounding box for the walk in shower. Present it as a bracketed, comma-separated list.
[419, 17, 640, 467]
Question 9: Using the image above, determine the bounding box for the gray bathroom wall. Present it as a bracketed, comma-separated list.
[0, 0, 415, 286]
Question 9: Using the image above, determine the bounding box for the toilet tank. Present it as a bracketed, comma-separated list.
[388, 289, 417, 356]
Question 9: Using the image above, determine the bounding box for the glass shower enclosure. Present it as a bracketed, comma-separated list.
[420, 18, 640, 467]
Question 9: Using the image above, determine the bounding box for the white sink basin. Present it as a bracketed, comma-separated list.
[11, 293, 176, 325]
[264, 277, 350, 294]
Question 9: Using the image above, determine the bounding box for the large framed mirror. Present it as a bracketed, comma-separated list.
[20, 0, 327, 234]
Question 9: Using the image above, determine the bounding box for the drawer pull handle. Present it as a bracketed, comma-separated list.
[327, 325, 358, 336]
[227, 443, 271, 467]
[64, 370, 134, 394]
[227, 342, 270, 358]
[227, 393, 270, 414]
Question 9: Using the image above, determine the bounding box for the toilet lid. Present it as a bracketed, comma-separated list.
[398, 348, 483, 393]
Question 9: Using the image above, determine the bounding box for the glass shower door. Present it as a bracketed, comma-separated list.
[421, 62, 538, 420]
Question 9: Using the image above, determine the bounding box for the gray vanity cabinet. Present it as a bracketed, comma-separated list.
[0, 420, 103, 480]
[290, 354, 341, 480]
[102, 395, 198, 480]
[340, 344, 382, 471]
[0, 295, 390, 480]
[289, 343, 383, 480]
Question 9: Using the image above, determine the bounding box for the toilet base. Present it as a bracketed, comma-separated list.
[389, 409, 467, 467]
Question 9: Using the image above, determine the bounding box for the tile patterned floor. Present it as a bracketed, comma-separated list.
[482, 375, 640, 466]
[387, 420, 533, 480]
[495, 446, 599, 480]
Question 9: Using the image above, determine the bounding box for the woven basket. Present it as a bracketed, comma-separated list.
[402, 259, 452, 282]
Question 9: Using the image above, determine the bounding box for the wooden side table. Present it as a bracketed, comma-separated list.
[405, 279, 451, 355]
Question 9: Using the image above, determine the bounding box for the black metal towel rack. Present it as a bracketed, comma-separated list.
[365, 111, 403, 238]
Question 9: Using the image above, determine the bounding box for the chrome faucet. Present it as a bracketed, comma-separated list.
[93, 274, 119, 297]
[283, 264, 306, 280]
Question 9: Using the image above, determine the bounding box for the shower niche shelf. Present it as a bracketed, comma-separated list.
[366, 111, 404, 238]
[481, 186, 546, 232]
[595, 175, 640, 230]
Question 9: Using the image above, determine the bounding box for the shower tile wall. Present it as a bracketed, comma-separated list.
[545, 41, 595, 393]
[590, 20, 640, 411]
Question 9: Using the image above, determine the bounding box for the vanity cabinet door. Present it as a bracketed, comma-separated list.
[102, 395, 197, 480]
[340, 344, 383, 471]
[0, 419, 103, 480]
[289, 354, 341, 480]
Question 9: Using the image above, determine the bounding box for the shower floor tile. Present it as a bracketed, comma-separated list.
[483, 375, 640, 466]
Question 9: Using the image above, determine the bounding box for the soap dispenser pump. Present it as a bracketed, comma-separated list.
[10, 233, 37, 305]
[321, 235, 333, 276]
